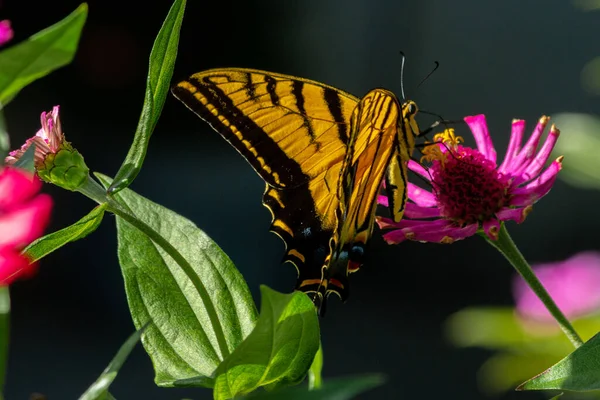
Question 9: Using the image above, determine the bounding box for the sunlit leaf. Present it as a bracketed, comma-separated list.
[519, 332, 600, 391]
[97, 173, 257, 387]
[213, 287, 320, 399]
[108, 0, 186, 193]
[308, 342, 323, 390]
[24, 204, 107, 262]
[0, 4, 87, 106]
[246, 374, 385, 400]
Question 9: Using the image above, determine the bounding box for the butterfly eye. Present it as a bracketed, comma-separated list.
[407, 102, 417, 115]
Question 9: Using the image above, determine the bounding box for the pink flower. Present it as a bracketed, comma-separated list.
[5, 106, 64, 168]
[513, 252, 600, 322]
[0, 166, 53, 285]
[0, 20, 13, 46]
[377, 115, 561, 243]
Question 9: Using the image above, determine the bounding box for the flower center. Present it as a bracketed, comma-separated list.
[425, 139, 510, 225]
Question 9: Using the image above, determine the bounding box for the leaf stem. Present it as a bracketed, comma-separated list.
[78, 175, 231, 360]
[483, 224, 584, 348]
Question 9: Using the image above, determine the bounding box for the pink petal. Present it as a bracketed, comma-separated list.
[510, 160, 561, 206]
[512, 125, 560, 186]
[498, 119, 525, 173]
[376, 216, 399, 230]
[509, 116, 550, 173]
[0, 194, 53, 248]
[382, 219, 477, 244]
[513, 252, 600, 321]
[408, 183, 437, 207]
[0, 20, 13, 46]
[403, 202, 441, 219]
[482, 218, 501, 240]
[407, 159, 430, 179]
[0, 248, 36, 285]
[464, 114, 497, 164]
[378, 194, 389, 207]
[0, 167, 41, 210]
[496, 207, 529, 223]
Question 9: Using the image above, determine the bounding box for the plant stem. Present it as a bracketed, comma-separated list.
[78, 175, 231, 360]
[484, 224, 583, 348]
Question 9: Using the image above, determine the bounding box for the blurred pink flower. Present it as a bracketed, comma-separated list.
[377, 115, 562, 244]
[513, 252, 600, 322]
[5, 106, 64, 167]
[0, 20, 13, 46]
[0, 167, 53, 285]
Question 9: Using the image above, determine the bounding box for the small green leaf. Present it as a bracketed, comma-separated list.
[246, 374, 386, 400]
[108, 0, 186, 194]
[519, 332, 600, 391]
[79, 325, 147, 400]
[12, 144, 35, 173]
[0, 111, 8, 159]
[213, 286, 320, 399]
[96, 173, 257, 387]
[0, 4, 87, 106]
[23, 204, 107, 262]
[308, 342, 323, 390]
[0, 287, 10, 394]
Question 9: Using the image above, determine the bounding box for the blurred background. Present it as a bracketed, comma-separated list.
[4, 0, 600, 398]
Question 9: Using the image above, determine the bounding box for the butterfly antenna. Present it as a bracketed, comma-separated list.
[417, 61, 440, 88]
[399, 51, 407, 101]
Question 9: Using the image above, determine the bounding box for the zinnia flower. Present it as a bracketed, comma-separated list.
[377, 115, 561, 243]
[5, 106, 89, 191]
[0, 20, 13, 46]
[0, 166, 53, 285]
[513, 252, 600, 322]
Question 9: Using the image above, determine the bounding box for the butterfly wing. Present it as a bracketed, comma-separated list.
[171, 68, 359, 294]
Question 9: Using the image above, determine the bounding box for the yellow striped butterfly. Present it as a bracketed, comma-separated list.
[172, 68, 421, 312]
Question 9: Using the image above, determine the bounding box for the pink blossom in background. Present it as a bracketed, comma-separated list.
[0, 167, 53, 285]
[5, 106, 64, 167]
[0, 20, 13, 46]
[513, 252, 600, 322]
[377, 115, 562, 244]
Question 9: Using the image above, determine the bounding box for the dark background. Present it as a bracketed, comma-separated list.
[3, 0, 600, 398]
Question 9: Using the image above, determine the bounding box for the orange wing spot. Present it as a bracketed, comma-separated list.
[268, 190, 285, 208]
[347, 260, 361, 273]
[299, 278, 323, 288]
[329, 278, 345, 289]
[272, 219, 294, 237]
[287, 249, 306, 264]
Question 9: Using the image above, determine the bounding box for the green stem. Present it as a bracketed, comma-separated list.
[484, 224, 584, 348]
[77, 176, 231, 360]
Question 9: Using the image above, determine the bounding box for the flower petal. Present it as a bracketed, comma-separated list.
[508, 116, 550, 174]
[404, 202, 441, 219]
[498, 119, 525, 173]
[496, 206, 531, 223]
[464, 114, 497, 164]
[0, 194, 53, 248]
[408, 183, 437, 207]
[0, 248, 36, 285]
[0, 20, 13, 46]
[510, 159, 561, 206]
[513, 124, 560, 186]
[381, 219, 477, 244]
[407, 159, 430, 179]
[482, 218, 500, 240]
[0, 167, 41, 210]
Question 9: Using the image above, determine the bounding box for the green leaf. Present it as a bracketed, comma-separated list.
[12, 143, 35, 173]
[108, 0, 186, 194]
[213, 286, 320, 399]
[518, 332, 600, 391]
[0, 4, 87, 106]
[0, 111, 8, 160]
[548, 393, 563, 400]
[23, 204, 107, 262]
[96, 173, 257, 387]
[308, 342, 323, 390]
[79, 325, 147, 400]
[245, 374, 386, 400]
[0, 287, 10, 394]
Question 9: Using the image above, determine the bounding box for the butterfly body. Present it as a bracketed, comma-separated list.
[172, 68, 420, 308]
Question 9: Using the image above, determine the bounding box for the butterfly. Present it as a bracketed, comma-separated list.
[171, 68, 421, 312]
